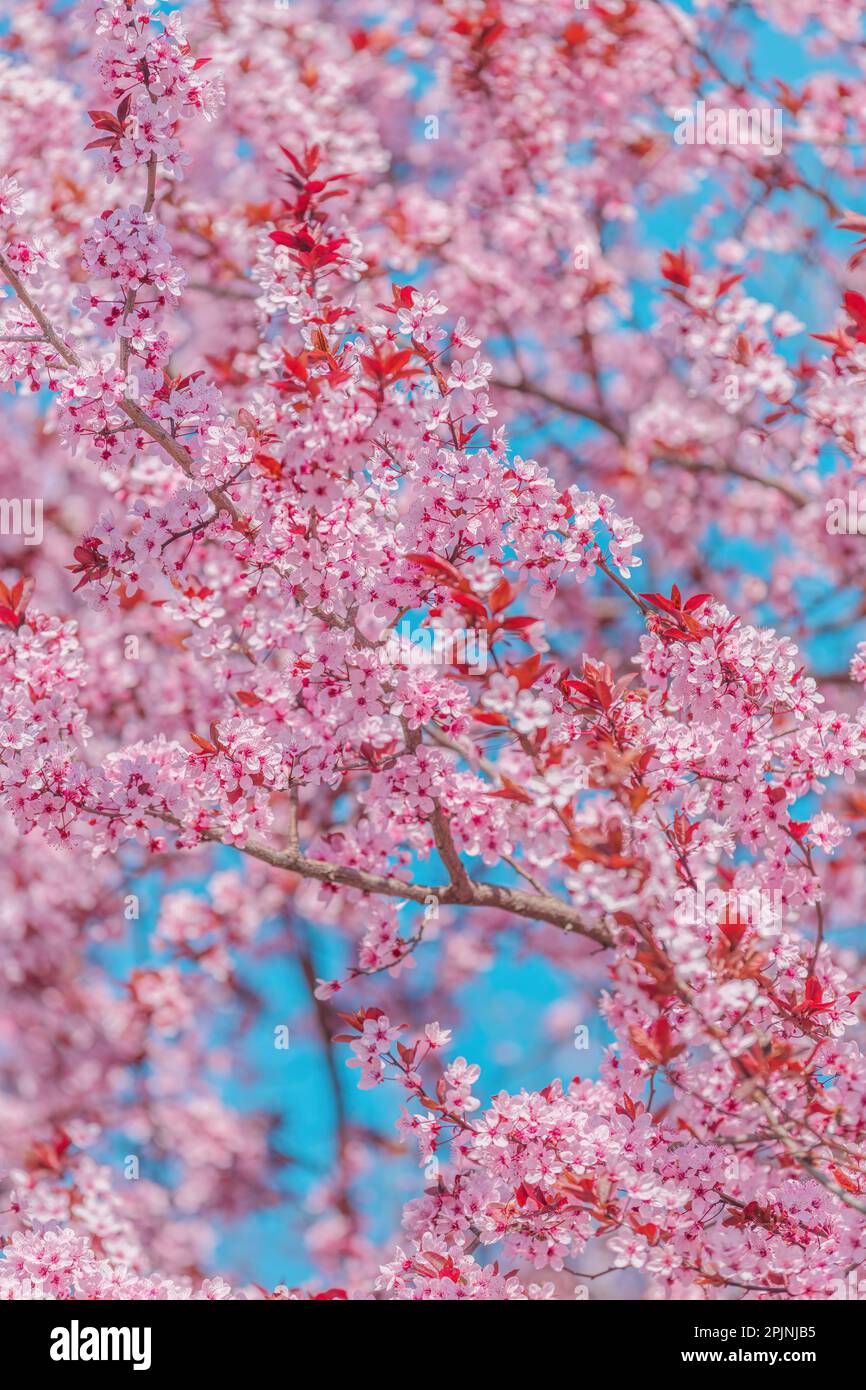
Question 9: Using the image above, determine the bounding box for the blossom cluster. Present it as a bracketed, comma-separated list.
[2, 0, 866, 1305]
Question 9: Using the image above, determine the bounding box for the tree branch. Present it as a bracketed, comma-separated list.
[492, 373, 808, 507]
[0, 247, 245, 526]
[188, 824, 612, 948]
[491, 374, 627, 443]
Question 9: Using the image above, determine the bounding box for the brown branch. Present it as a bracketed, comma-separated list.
[403, 720, 473, 896]
[493, 373, 807, 506]
[297, 937, 348, 1137]
[429, 803, 474, 896]
[0, 247, 244, 527]
[186, 824, 612, 947]
[754, 1091, 866, 1216]
[119, 154, 158, 377]
[491, 374, 627, 443]
[658, 452, 808, 509]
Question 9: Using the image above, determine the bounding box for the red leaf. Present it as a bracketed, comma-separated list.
[507, 652, 546, 690]
[832, 1167, 862, 1194]
[406, 553, 466, 588]
[489, 577, 519, 613]
[472, 710, 510, 727]
[683, 593, 712, 612]
[660, 248, 693, 287]
[501, 614, 535, 631]
[844, 290, 866, 328]
[447, 590, 487, 618]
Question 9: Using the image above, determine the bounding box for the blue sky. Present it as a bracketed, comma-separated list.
[6, 0, 866, 1289]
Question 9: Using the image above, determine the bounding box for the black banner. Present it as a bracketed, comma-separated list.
[2, 1296, 857, 1376]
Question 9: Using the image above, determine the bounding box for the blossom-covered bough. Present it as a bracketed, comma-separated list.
[3, 0, 866, 1300]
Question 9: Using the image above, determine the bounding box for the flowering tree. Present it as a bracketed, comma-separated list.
[3, 0, 866, 1301]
